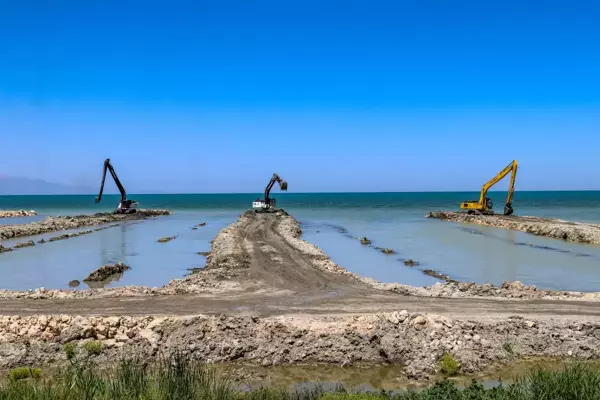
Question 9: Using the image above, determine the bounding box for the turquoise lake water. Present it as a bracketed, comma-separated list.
[1, 191, 600, 292]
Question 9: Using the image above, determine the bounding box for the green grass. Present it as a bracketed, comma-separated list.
[2, 352, 600, 399]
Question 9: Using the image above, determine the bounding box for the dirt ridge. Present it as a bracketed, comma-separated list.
[0, 210, 36, 218]
[0, 209, 171, 241]
[427, 211, 600, 245]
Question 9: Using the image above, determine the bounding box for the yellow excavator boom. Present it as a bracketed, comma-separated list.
[460, 160, 518, 215]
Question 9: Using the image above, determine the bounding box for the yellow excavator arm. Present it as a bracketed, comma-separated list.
[460, 160, 518, 215]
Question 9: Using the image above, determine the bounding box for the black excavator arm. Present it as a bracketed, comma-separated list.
[95, 159, 137, 214]
[263, 173, 288, 208]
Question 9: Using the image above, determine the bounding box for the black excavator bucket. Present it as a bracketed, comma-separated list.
[280, 180, 288, 191]
[504, 203, 514, 216]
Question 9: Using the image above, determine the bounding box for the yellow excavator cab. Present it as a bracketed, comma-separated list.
[460, 160, 518, 216]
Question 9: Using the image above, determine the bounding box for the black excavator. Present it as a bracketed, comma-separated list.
[95, 158, 138, 214]
[252, 173, 288, 212]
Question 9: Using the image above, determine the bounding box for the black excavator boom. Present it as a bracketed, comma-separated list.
[95, 158, 138, 214]
[253, 173, 288, 211]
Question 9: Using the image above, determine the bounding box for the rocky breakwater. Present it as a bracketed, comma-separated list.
[427, 211, 600, 245]
[0, 210, 37, 218]
[0, 209, 172, 240]
[2, 311, 600, 380]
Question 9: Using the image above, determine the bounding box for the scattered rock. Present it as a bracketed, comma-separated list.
[157, 235, 178, 243]
[360, 237, 371, 245]
[381, 248, 396, 255]
[403, 259, 420, 266]
[84, 262, 131, 282]
[0, 245, 13, 253]
[423, 269, 452, 281]
[13, 240, 35, 249]
[68, 280, 80, 288]
[196, 251, 210, 256]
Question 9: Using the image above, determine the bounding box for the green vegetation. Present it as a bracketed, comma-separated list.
[2, 352, 600, 399]
[82, 340, 103, 355]
[439, 352, 460, 376]
[8, 368, 41, 381]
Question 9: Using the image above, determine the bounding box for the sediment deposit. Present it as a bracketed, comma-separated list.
[427, 211, 600, 245]
[2, 209, 600, 380]
[0, 210, 36, 218]
[0, 210, 171, 241]
[84, 262, 131, 282]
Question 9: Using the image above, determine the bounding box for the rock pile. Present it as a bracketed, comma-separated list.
[0, 210, 37, 218]
[1, 311, 600, 380]
[427, 211, 600, 245]
[84, 262, 132, 282]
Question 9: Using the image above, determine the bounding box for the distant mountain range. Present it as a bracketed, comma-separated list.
[0, 176, 96, 195]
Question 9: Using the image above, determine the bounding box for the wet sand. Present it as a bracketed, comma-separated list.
[2, 209, 600, 380]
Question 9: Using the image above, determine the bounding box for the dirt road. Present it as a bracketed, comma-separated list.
[2, 292, 600, 321]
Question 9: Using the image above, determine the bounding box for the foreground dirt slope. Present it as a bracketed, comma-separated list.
[3, 209, 600, 379]
[428, 211, 600, 245]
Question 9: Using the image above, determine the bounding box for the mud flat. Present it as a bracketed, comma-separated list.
[0, 209, 171, 240]
[0, 210, 36, 218]
[3, 210, 600, 380]
[427, 211, 600, 245]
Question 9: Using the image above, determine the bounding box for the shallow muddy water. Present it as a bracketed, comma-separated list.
[222, 359, 600, 392]
[2, 192, 600, 291]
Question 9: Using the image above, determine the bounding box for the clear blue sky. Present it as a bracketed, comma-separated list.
[1, 0, 599, 193]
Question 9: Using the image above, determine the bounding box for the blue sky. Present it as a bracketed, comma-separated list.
[1, 0, 599, 193]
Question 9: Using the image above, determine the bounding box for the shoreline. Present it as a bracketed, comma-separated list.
[1, 209, 600, 380]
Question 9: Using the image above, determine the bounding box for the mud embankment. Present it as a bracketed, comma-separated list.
[428, 211, 600, 245]
[0, 210, 37, 218]
[2, 312, 600, 380]
[0, 210, 171, 241]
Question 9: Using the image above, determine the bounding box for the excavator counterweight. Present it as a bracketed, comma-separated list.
[95, 158, 138, 214]
[460, 160, 518, 216]
[252, 173, 288, 212]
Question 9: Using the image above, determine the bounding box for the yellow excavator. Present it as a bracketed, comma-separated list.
[460, 160, 518, 216]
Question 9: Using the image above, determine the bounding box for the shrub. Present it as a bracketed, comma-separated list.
[8, 367, 41, 381]
[439, 352, 460, 376]
[82, 340, 103, 355]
